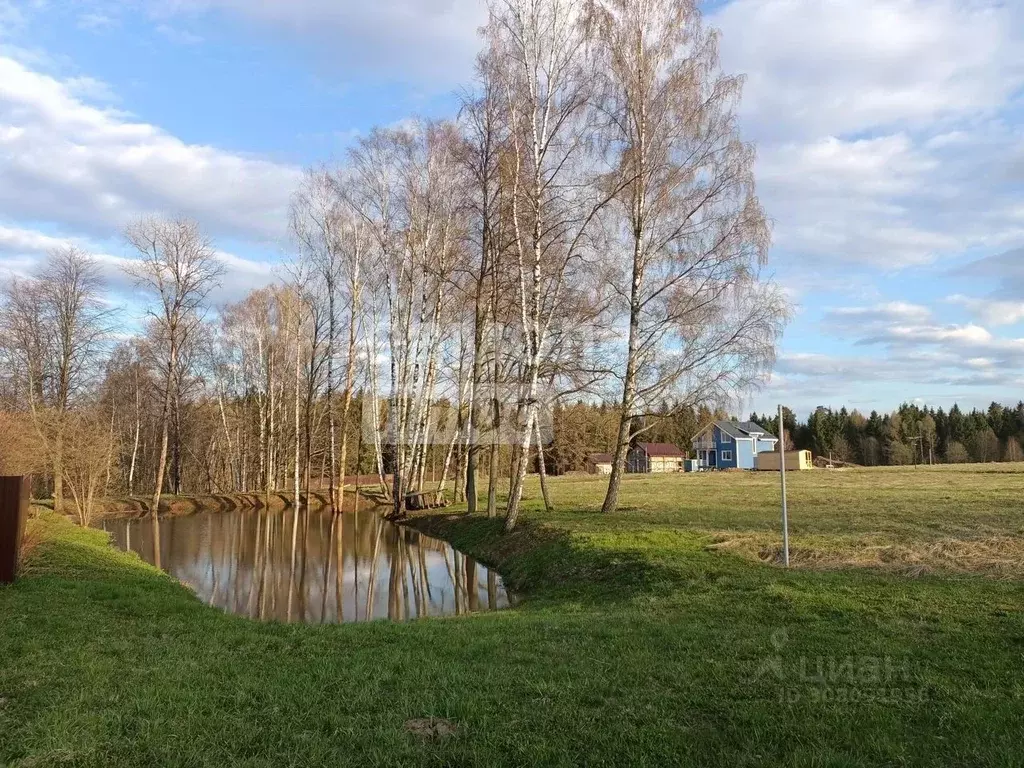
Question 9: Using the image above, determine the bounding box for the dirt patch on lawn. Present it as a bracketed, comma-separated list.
[404, 718, 459, 740]
[706, 532, 1024, 579]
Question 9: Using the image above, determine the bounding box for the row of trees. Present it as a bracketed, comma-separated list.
[751, 402, 1024, 466]
[0, 0, 783, 529]
[551, 399, 1024, 472]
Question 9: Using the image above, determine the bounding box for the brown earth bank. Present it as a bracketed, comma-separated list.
[36, 490, 333, 521]
[27, 475, 394, 521]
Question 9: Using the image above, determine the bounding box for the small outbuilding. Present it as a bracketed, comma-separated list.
[754, 450, 813, 471]
[691, 420, 778, 470]
[626, 443, 686, 473]
[586, 453, 614, 474]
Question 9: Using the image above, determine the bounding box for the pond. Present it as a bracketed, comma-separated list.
[102, 504, 512, 624]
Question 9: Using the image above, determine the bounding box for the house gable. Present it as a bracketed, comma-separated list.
[692, 419, 779, 469]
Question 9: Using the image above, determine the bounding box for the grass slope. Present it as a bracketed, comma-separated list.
[2, 467, 1023, 766]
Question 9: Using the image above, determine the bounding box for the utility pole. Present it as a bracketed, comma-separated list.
[778, 404, 790, 568]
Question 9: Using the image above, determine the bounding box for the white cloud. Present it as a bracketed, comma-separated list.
[148, 0, 486, 83]
[64, 75, 119, 103]
[756, 123, 1024, 269]
[761, 135, 935, 197]
[785, 294, 1024, 410]
[0, 55, 301, 243]
[0, 222, 279, 306]
[714, 0, 1024, 140]
[155, 24, 204, 46]
[761, 340, 1024, 414]
[0, 224, 80, 257]
[709, 1, 1024, 272]
[948, 295, 1024, 327]
[956, 248, 1024, 300]
[965, 357, 994, 369]
[876, 323, 996, 347]
[775, 352, 902, 382]
[820, 300, 1024, 378]
[77, 12, 118, 31]
[825, 302, 934, 329]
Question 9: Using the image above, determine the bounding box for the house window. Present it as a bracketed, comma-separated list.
[721, 450, 733, 461]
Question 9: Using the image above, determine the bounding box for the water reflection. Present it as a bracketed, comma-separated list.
[103, 505, 511, 623]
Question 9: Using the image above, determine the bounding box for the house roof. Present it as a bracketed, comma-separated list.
[693, 420, 778, 442]
[637, 442, 685, 457]
[588, 453, 613, 464]
[736, 420, 777, 439]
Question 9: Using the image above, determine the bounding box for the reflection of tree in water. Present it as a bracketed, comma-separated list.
[104, 506, 510, 623]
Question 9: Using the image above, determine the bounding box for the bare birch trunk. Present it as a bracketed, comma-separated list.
[104, 405, 115, 497]
[293, 300, 302, 511]
[326, 286, 338, 510]
[288, 297, 302, 622]
[602, 254, 642, 513]
[535, 417, 552, 512]
[52, 432, 63, 513]
[151, 347, 175, 518]
[128, 377, 140, 496]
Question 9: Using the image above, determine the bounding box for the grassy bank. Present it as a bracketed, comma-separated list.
[439, 465, 1024, 577]
[2, 467, 1024, 766]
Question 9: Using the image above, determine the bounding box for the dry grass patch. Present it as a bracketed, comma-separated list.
[17, 512, 48, 566]
[707, 531, 1024, 578]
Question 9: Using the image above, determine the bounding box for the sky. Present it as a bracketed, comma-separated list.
[0, 0, 1022, 418]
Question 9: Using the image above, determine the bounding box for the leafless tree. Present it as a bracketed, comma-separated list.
[0, 2, 793, 532]
[292, 169, 342, 506]
[103, 340, 150, 496]
[291, 170, 370, 509]
[0, 247, 112, 510]
[459, 44, 511, 515]
[348, 120, 468, 519]
[125, 217, 224, 517]
[332, 208, 368, 508]
[588, 0, 785, 513]
[486, 0, 619, 530]
[61, 408, 118, 526]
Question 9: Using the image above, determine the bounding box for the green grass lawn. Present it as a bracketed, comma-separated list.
[2, 466, 1023, 766]
[489, 465, 1024, 577]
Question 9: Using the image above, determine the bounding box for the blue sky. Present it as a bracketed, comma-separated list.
[1, 0, 1023, 418]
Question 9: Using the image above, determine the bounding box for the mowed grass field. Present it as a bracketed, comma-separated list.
[498, 464, 1024, 577]
[2, 465, 1023, 766]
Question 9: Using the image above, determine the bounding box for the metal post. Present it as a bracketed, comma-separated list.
[778, 405, 790, 567]
[0, 476, 29, 584]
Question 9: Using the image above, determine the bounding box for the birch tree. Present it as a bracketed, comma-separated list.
[459, 44, 511, 515]
[292, 169, 344, 507]
[332, 206, 368, 508]
[348, 120, 467, 519]
[291, 170, 370, 509]
[125, 217, 224, 517]
[486, 0, 617, 530]
[589, 0, 785, 513]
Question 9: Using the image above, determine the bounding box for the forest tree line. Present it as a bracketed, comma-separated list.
[0, 0, 787, 529]
[749, 402, 1024, 467]
[550, 399, 1024, 471]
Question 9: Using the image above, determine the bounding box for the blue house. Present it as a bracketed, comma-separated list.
[692, 421, 778, 470]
